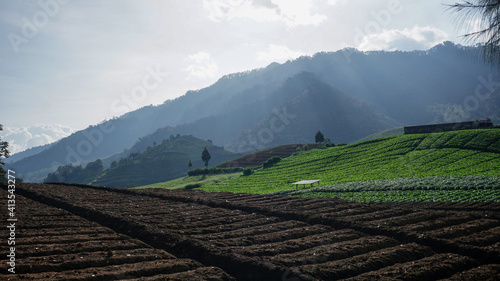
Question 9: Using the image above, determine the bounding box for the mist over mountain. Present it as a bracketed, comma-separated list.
[3, 124, 74, 156]
[9, 42, 500, 182]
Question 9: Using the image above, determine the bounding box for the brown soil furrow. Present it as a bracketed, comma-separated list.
[172, 214, 276, 231]
[189, 220, 304, 240]
[232, 229, 364, 257]
[426, 218, 500, 239]
[16, 248, 175, 274]
[126, 266, 235, 281]
[312, 206, 383, 220]
[398, 214, 479, 233]
[131, 213, 263, 231]
[264, 236, 399, 267]
[118, 205, 231, 217]
[121, 208, 238, 223]
[215, 224, 335, 247]
[272, 199, 338, 210]
[13, 226, 115, 238]
[289, 243, 435, 281]
[16, 233, 132, 245]
[13, 220, 103, 229]
[343, 253, 478, 281]
[5, 240, 150, 257]
[453, 226, 500, 247]
[360, 211, 447, 229]
[444, 263, 500, 280]
[3, 258, 202, 281]
[327, 207, 406, 223]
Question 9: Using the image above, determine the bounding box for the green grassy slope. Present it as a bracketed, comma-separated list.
[200, 129, 500, 194]
[135, 173, 242, 190]
[355, 127, 404, 143]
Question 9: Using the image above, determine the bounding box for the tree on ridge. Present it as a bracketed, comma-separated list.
[315, 130, 325, 144]
[202, 147, 211, 168]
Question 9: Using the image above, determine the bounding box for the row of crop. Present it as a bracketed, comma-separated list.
[415, 129, 500, 153]
[463, 131, 500, 152]
[274, 176, 500, 194]
[295, 189, 500, 202]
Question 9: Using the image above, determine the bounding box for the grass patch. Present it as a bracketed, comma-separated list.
[296, 189, 500, 202]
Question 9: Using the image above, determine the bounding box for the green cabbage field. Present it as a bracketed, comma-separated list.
[200, 129, 500, 201]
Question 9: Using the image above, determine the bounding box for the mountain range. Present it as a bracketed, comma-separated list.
[8, 42, 500, 183]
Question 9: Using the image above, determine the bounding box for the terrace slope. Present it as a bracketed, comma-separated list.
[216, 143, 320, 168]
[201, 129, 500, 194]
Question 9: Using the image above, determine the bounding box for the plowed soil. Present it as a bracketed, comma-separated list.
[2, 183, 500, 280]
[216, 144, 320, 168]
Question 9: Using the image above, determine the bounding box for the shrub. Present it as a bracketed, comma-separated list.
[188, 167, 243, 176]
[262, 156, 282, 169]
[188, 168, 208, 176]
[242, 168, 253, 176]
[184, 183, 202, 190]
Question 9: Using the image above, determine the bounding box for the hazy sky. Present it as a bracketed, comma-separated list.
[1, 0, 467, 131]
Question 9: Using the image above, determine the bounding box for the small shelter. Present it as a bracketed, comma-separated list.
[292, 180, 321, 189]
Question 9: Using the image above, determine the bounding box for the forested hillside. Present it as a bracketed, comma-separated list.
[45, 135, 240, 188]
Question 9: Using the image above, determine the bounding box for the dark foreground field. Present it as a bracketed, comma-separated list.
[2, 183, 500, 280]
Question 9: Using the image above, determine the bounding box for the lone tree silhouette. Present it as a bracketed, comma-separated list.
[315, 130, 325, 144]
[449, 0, 500, 66]
[0, 124, 10, 182]
[201, 147, 211, 168]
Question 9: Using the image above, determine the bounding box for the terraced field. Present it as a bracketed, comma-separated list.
[0, 187, 234, 280]
[201, 129, 500, 194]
[3, 183, 500, 280]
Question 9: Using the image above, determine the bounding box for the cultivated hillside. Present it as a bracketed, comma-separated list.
[217, 143, 320, 168]
[9, 42, 500, 182]
[201, 129, 500, 194]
